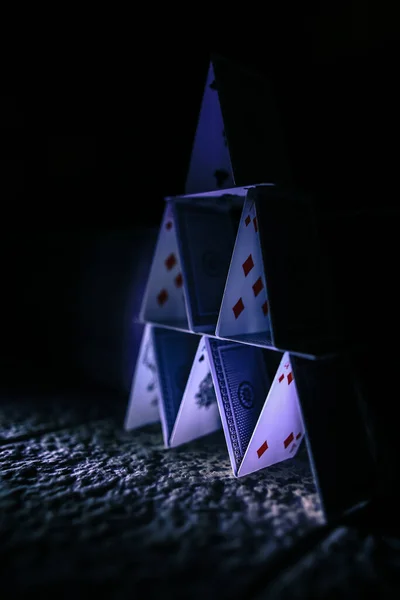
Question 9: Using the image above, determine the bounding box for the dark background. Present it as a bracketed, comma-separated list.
[1, 5, 399, 391]
[1, 10, 400, 598]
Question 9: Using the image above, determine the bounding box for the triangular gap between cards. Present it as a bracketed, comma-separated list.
[185, 61, 234, 195]
[170, 192, 245, 335]
[238, 352, 305, 477]
[170, 336, 221, 447]
[124, 323, 160, 431]
[139, 201, 190, 331]
[216, 190, 273, 344]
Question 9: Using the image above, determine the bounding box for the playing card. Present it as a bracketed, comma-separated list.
[170, 336, 221, 447]
[124, 323, 160, 430]
[238, 352, 305, 477]
[151, 326, 199, 447]
[252, 185, 329, 358]
[172, 198, 242, 333]
[210, 54, 290, 186]
[140, 202, 189, 331]
[205, 337, 277, 476]
[216, 188, 274, 347]
[185, 61, 234, 194]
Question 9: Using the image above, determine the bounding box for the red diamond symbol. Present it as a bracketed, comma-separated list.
[157, 289, 168, 305]
[284, 432, 294, 448]
[287, 372, 293, 385]
[253, 217, 258, 232]
[245, 215, 251, 226]
[242, 254, 254, 277]
[252, 276, 264, 297]
[232, 298, 245, 319]
[278, 374, 284, 383]
[296, 432, 302, 440]
[257, 440, 268, 458]
[165, 221, 172, 230]
[175, 273, 183, 288]
[165, 253, 176, 270]
[262, 301, 268, 315]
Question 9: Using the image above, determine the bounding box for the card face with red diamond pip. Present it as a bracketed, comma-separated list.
[139, 201, 190, 333]
[205, 338, 305, 477]
[215, 186, 274, 349]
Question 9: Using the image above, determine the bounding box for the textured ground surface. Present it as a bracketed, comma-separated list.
[1, 390, 400, 599]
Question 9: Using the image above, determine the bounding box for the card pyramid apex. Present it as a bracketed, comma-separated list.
[184, 54, 291, 195]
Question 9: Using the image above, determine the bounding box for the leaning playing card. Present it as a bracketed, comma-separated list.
[238, 352, 305, 477]
[170, 336, 221, 447]
[140, 202, 189, 331]
[185, 61, 235, 194]
[124, 323, 160, 431]
[216, 188, 273, 347]
[151, 326, 199, 447]
[205, 337, 274, 475]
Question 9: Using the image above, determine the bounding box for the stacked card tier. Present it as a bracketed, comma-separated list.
[138, 184, 343, 361]
[139, 186, 278, 347]
[125, 324, 305, 477]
